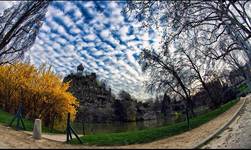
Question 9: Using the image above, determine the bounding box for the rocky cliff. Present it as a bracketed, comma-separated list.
[63, 65, 173, 123]
[63, 72, 117, 123]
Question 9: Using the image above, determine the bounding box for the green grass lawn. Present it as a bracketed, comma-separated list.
[70, 99, 238, 146]
[237, 82, 250, 96]
[0, 109, 62, 133]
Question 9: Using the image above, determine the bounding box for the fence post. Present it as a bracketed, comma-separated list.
[9, 103, 26, 130]
[82, 120, 85, 135]
[66, 113, 83, 144]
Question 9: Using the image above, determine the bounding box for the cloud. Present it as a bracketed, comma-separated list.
[27, 1, 162, 101]
[0, 1, 18, 15]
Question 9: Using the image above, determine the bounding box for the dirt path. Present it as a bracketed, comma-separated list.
[0, 97, 245, 149]
[0, 125, 90, 149]
[202, 95, 251, 149]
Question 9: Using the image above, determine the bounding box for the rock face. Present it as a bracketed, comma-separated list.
[63, 65, 185, 123]
[63, 72, 116, 123]
[63, 63, 245, 124]
[136, 102, 160, 121]
[63, 69, 162, 123]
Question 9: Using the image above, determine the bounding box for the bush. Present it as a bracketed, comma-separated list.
[0, 63, 79, 129]
[174, 111, 182, 122]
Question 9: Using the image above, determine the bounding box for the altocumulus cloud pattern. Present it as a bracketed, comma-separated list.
[3, 1, 163, 100]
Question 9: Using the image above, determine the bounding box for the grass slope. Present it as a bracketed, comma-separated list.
[70, 99, 238, 146]
[0, 109, 61, 133]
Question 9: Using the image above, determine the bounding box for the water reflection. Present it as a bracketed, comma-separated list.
[71, 117, 184, 135]
[70, 106, 210, 135]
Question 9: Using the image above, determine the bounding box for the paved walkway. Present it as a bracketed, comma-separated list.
[0, 141, 10, 149]
[24, 131, 83, 142]
[110, 97, 244, 149]
[0, 125, 81, 149]
[202, 95, 251, 149]
[0, 96, 245, 149]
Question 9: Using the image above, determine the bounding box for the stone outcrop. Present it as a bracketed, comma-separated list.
[63, 71, 116, 123]
[63, 64, 194, 123]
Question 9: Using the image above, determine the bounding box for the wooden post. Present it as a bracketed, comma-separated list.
[82, 120, 85, 135]
[66, 113, 70, 142]
[66, 113, 83, 144]
[9, 103, 26, 130]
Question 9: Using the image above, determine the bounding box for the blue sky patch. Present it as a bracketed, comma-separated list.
[0, 1, 162, 101]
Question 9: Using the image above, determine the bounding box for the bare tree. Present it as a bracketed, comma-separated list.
[201, 33, 251, 86]
[176, 45, 219, 108]
[140, 46, 196, 129]
[125, 1, 251, 55]
[124, 0, 251, 77]
[125, 0, 251, 107]
[223, 50, 249, 78]
[0, 1, 50, 65]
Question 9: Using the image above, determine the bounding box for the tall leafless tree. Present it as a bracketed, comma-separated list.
[223, 49, 249, 78]
[0, 1, 50, 65]
[177, 46, 219, 108]
[125, 0, 251, 56]
[140, 47, 196, 129]
[125, 0, 251, 104]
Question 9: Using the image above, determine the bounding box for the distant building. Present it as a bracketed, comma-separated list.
[76, 64, 84, 76]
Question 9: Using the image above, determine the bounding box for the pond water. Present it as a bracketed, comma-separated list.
[68, 106, 210, 135]
[70, 107, 210, 135]
[71, 117, 186, 135]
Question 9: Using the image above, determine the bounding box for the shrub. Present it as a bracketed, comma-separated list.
[174, 111, 182, 122]
[0, 63, 79, 129]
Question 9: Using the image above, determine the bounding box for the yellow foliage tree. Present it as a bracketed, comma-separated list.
[0, 63, 79, 129]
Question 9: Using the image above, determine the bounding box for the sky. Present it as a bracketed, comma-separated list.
[0, 1, 162, 101]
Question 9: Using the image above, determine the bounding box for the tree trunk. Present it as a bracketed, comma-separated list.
[189, 99, 195, 117]
[185, 101, 190, 130]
